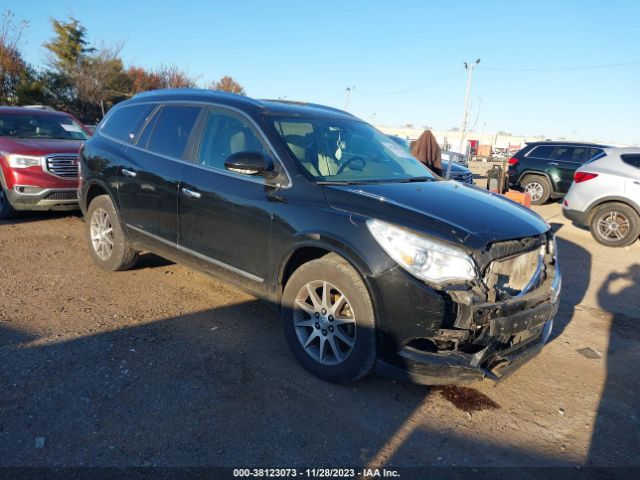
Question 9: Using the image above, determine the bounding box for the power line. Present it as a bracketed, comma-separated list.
[321, 91, 346, 103]
[480, 59, 640, 72]
[357, 69, 465, 96]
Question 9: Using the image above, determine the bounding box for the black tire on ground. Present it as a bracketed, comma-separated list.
[86, 195, 138, 271]
[522, 175, 551, 205]
[0, 184, 18, 220]
[281, 253, 376, 384]
[589, 202, 640, 248]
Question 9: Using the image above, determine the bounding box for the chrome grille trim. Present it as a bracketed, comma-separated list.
[44, 154, 79, 179]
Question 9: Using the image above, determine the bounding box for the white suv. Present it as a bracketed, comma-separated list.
[562, 147, 640, 247]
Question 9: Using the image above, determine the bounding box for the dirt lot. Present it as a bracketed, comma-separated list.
[1, 170, 639, 471]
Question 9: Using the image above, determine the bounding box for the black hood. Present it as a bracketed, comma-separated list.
[323, 180, 549, 251]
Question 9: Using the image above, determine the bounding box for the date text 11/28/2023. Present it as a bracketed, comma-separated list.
[232, 468, 400, 478]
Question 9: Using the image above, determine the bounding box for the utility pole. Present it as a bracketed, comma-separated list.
[344, 86, 355, 110]
[446, 58, 480, 179]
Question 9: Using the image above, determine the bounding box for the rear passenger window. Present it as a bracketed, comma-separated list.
[101, 104, 155, 143]
[621, 154, 640, 169]
[147, 106, 201, 159]
[528, 146, 555, 159]
[551, 146, 576, 161]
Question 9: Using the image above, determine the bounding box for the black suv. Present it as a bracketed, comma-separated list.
[507, 141, 607, 205]
[80, 89, 561, 385]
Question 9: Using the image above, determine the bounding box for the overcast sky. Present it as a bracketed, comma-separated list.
[8, 0, 640, 145]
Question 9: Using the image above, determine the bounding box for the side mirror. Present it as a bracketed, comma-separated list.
[224, 151, 275, 177]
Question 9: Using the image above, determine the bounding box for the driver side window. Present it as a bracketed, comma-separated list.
[197, 109, 268, 170]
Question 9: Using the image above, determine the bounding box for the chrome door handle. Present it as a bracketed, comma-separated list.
[548, 162, 559, 166]
[181, 188, 201, 199]
[121, 168, 137, 177]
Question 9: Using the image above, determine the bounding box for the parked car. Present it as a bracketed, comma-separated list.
[507, 141, 608, 205]
[563, 148, 640, 247]
[386, 135, 473, 184]
[441, 149, 468, 167]
[79, 90, 561, 385]
[0, 106, 90, 219]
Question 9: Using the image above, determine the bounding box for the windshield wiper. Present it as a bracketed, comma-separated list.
[391, 176, 435, 183]
[316, 180, 366, 185]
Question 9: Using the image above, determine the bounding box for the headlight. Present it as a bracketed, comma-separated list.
[5, 154, 43, 168]
[367, 219, 477, 284]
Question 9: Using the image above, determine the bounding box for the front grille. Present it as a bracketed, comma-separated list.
[45, 191, 77, 201]
[45, 154, 79, 179]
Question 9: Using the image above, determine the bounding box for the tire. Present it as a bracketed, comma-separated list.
[0, 184, 18, 220]
[589, 202, 640, 248]
[522, 175, 551, 205]
[281, 253, 376, 384]
[86, 195, 138, 271]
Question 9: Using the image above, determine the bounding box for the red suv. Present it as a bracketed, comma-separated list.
[0, 106, 90, 219]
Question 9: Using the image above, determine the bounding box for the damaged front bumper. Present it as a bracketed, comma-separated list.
[375, 234, 561, 385]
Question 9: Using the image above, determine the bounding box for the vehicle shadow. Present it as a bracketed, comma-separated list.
[131, 252, 174, 270]
[0, 302, 571, 470]
[0, 210, 81, 226]
[547, 224, 591, 343]
[588, 264, 640, 466]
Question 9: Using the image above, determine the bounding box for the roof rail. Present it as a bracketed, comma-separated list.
[22, 105, 57, 111]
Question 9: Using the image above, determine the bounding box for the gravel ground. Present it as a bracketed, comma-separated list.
[0, 178, 639, 470]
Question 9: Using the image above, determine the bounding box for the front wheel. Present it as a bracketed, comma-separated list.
[0, 184, 18, 220]
[589, 202, 640, 248]
[281, 253, 376, 384]
[86, 195, 139, 270]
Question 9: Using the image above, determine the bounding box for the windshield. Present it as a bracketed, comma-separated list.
[272, 117, 434, 184]
[0, 113, 89, 140]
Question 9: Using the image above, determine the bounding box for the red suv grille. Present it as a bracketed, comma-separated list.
[45, 154, 79, 179]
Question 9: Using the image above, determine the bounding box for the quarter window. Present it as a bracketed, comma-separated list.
[621, 154, 640, 169]
[197, 110, 268, 170]
[101, 104, 155, 143]
[146, 105, 201, 159]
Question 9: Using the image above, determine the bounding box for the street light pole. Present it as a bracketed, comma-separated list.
[447, 58, 480, 179]
[344, 86, 355, 110]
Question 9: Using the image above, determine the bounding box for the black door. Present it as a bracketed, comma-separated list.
[178, 107, 278, 289]
[118, 104, 202, 249]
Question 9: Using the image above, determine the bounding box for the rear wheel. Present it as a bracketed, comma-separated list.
[522, 175, 551, 205]
[589, 202, 640, 248]
[86, 195, 138, 270]
[0, 184, 18, 220]
[281, 253, 376, 384]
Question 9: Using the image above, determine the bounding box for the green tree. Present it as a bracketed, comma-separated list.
[43, 16, 94, 74]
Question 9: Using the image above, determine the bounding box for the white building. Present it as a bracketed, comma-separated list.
[377, 125, 545, 155]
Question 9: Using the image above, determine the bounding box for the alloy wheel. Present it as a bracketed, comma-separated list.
[524, 182, 544, 202]
[293, 280, 357, 365]
[90, 207, 114, 260]
[596, 211, 630, 241]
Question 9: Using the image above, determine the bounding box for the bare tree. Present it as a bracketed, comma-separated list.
[156, 65, 198, 89]
[0, 10, 29, 104]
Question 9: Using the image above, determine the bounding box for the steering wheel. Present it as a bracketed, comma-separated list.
[336, 156, 367, 175]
